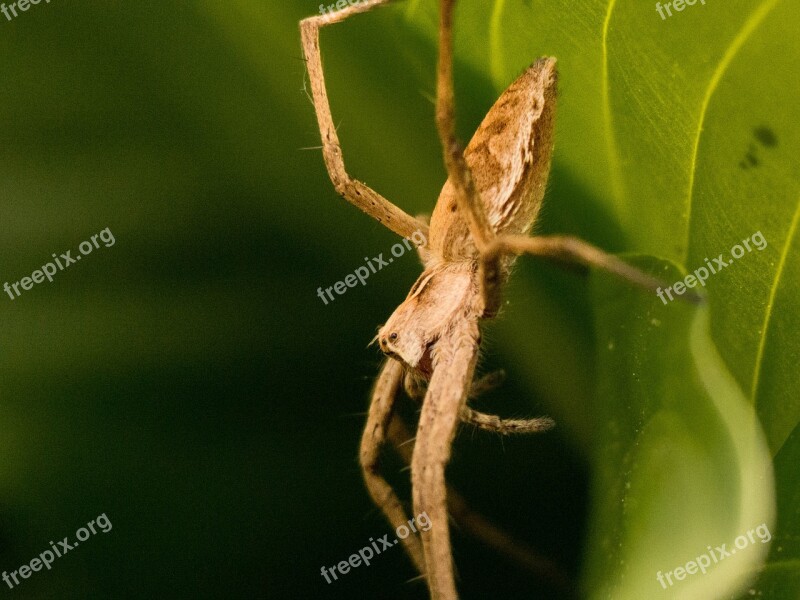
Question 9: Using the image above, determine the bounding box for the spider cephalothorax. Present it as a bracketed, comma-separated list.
[378, 262, 478, 378]
[301, 2, 662, 597]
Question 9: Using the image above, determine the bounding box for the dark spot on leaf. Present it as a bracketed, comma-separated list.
[739, 152, 759, 169]
[754, 126, 778, 148]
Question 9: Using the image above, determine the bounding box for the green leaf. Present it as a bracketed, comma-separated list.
[400, 0, 799, 596]
[753, 423, 800, 596]
[587, 263, 774, 599]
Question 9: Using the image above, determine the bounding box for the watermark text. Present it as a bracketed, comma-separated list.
[320, 511, 431, 583]
[317, 229, 426, 305]
[656, 523, 771, 590]
[657, 230, 766, 304]
[2, 512, 113, 590]
[4, 227, 116, 301]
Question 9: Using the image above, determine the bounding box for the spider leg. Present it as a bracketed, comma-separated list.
[461, 408, 554, 435]
[465, 370, 555, 434]
[389, 402, 576, 596]
[407, 368, 503, 404]
[479, 233, 699, 312]
[467, 369, 505, 398]
[404, 370, 427, 402]
[436, 0, 495, 250]
[300, 1, 428, 241]
[411, 323, 480, 599]
[359, 358, 426, 575]
[408, 369, 550, 435]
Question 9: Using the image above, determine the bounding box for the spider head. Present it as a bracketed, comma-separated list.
[378, 322, 438, 380]
[377, 264, 475, 378]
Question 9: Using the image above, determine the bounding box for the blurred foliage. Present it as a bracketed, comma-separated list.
[0, 0, 796, 599]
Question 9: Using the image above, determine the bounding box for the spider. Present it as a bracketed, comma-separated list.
[300, 1, 663, 597]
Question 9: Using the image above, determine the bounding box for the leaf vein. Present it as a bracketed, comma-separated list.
[601, 0, 627, 213]
[751, 195, 800, 409]
[683, 0, 781, 262]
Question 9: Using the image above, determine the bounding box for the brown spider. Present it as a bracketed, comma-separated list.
[301, 1, 662, 597]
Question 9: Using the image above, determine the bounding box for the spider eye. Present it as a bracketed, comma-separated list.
[389, 332, 398, 342]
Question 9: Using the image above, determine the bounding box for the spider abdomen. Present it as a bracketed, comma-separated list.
[428, 58, 558, 260]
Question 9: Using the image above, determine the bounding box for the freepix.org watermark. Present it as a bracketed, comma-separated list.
[2, 513, 113, 591]
[320, 511, 431, 584]
[316, 229, 426, 305]
[656, 523, 771, 590]
[1, 0, 51, 23]
[656, 230, 767, 304]
[3, 227, 115, 301]
[656, 0, 706, 20]
[318, 0, 366, 17]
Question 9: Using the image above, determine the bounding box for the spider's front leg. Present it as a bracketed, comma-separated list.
[435, 0, 494, 250]
[411, 322, 480, 600]
[389, 414, 578, 597]
[478, 234, 697, 313]
[360, 358, 426, 575]
[300, 0, 428, 241]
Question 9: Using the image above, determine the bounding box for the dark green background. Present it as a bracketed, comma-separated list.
[0, 1, 609, 598]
